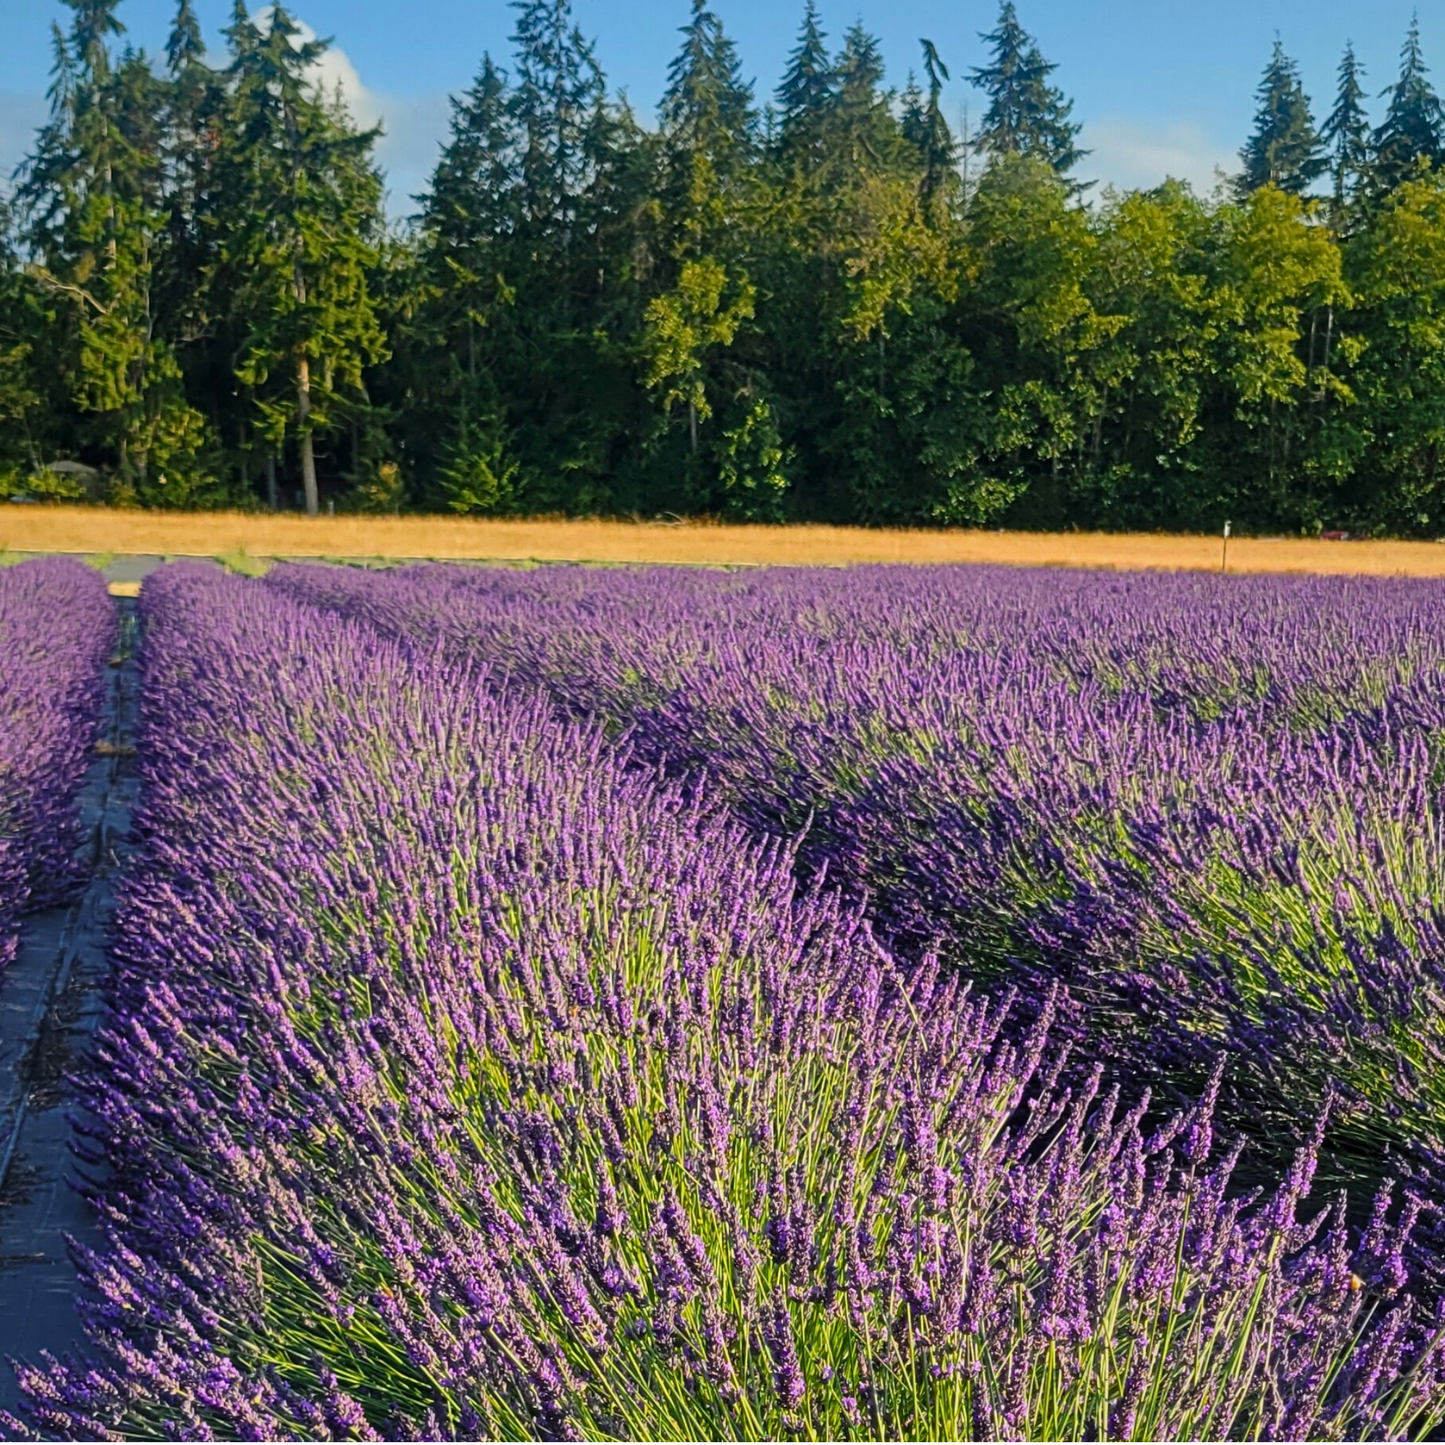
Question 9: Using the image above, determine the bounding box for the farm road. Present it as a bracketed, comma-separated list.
[0, 595, 139, 1414]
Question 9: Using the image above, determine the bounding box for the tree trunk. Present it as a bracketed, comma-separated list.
[298, 353, 318, 515]
[265, 451, 279, 511]
[689, 401, 699, 455]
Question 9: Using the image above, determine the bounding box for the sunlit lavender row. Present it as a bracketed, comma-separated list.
[0, 558, 111, 967]
[12, 562, 1445, 1441]
[269, 561, 1445, 1202]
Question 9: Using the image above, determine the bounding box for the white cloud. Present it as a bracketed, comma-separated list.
[1078, 118, 1236, 197]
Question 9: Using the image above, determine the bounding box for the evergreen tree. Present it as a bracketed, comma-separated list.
[165, 0, 201, 73]
[423, 56, 516, 247]
[1237, 39, 1325, 197]
[1321, 43, 1371, 214]
[0, 201, 51, 484]
[656, 0, 758, 267]
[410, 55, 520, 509]
[156, 0, 219, 403]
[1373, 16, 1445, 190]
[15, 0, 209, 499]
[661, 0, 757, 182]
[969, 1, 1085, 175]
[776, 2, 833, 162]
[15, 0, 1445, 535]
[211, 4, 387, 515]
[506, 0, 641, 512]
[908, 40, 956, 216]
[508, 0, 604, 232]
[1349, 173, 1445, 526]
[828, 24, 894, 164]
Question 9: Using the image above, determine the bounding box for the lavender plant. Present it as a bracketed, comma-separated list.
[266, 562, 1445, 1186]
[0, 557, 111, 965]
[12, 564, 1445, 1441]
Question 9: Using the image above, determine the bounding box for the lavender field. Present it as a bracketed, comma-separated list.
[10, 559, 1445, 1440]
[270, 563, 1445, 1195]
[0, 559, 112, 968]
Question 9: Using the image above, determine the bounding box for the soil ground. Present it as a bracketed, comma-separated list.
[6, 506, 1445, 574]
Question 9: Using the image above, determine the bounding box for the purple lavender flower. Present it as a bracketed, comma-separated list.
[10, 562, 1445, 1442]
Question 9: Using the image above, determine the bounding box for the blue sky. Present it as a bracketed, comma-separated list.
[2, 0, 1441, 216]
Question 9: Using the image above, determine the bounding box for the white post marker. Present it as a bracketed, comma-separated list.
[1222, 519, 1231, 574]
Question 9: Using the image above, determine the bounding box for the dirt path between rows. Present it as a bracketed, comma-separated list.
[0, 596, 138, 1414]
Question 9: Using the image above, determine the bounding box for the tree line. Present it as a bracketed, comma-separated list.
[8, 0, 1445, 533]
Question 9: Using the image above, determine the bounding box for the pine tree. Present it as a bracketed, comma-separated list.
[423, 57, 517, 251]
[910, 40, 956, 217]
[661, 0, 757, 180]
[1237, 40, 1325, 196]
[14, 0, 209, 499]
[1321, 43, 1371, 212]
[969, 1, 1085, 175]
[211, 3, 387, 514]
[508, 0, 604, 232]
[1373, 16, 1445, 190]
[825, 23, 899, 171]
[414, 55, 520, 510]
[776, 1, 833, 162]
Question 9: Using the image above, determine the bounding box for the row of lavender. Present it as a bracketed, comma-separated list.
[266, 562, 1445, 1195]
[0, 558, 112, 967]
[11, 562, 1443, 1440]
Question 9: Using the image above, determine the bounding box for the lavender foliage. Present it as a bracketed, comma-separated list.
[0, 557, 111, 964]
[13, 563, 1445, 1441]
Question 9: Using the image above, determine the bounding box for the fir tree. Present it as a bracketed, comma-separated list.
[826, 23, 897, 169]
[415, 56, 519, 509]
[1321, 42, 1371, 211]
[834, 23, 885, 120]
[912, 40, 955, 216]
[14, 0, 205, 498]
[422, 56, 517, 249]
[508, 0, 604, 231]
[661, 0, 757, 178]
[1373, 16, 1445, 190]
[969, 1, 1085, 175]
[1237, 39, 1325, 196]
[776, 1, 833, 161]
[0, 199, 49, 481]
[212, 3, 387, 515]
[67, 0, 122, 77]
[157, 0, 217, 374]
[165, 0, 202, 75]
[649, 1, 758, 460]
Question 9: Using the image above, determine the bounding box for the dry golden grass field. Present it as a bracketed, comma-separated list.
[8, 506, 1445, 574]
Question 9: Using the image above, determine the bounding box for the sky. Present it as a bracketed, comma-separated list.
[2, 0, 1442, 218]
